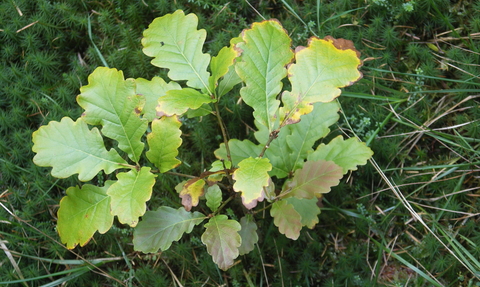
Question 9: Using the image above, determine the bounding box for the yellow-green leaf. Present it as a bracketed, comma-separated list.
[281, 36, 362, 124]
[142, 10, 211, 92]
[135, 77, 181, 122]
[232, 157, 271, 209]
[156, 88, 215, 117]
[107, 167, 156, 227]
[209, 45, 240, 95]
[77, 67, 148, 163]
[57, 182, 114, 249]
[32, 117, 127, 182]
[146, 116, 182, 173]
[179, 178, 206, 211]
[235, 19, 294, 131]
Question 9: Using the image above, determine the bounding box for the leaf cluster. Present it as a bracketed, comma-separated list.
[30, 9, 371, 272]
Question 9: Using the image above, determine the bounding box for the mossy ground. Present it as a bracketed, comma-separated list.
[1, 0, 479, 286]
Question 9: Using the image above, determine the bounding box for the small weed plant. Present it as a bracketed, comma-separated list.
[31, 10, 371, 270]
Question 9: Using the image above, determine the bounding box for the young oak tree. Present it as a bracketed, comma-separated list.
[32, 10, 372, 270]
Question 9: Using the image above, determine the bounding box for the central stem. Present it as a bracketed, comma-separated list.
[214, 102, 232, 163]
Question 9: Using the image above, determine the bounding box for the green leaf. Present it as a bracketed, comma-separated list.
[135, 77, 181, 122]
[201, 215, 241, 271]
[284, 160, 343, 199]
[179, 178, 205, 211]
[142, 10, 211, 92]
[57, 182, 114, 249]
[270, 200, 302, 240]
[209, 45, 240, 94]
[238, 216, 258, 255]
[32, 117, 127, 181]
[259, 101, 340, 178]
[232, 157, 271, 209]
[206, 184, 222, 212]
[208, 160, 232, 182]
[281, 36, 362, 124]
[107, 167, 156, 227]
[284, 197, 320, 229]
[133, 206, 205, 253]
[156, 88, 215, 117]
[308, 136, 374, 174]
[217, 63, 242, 98]
[214, 139, 263, 167]
[235, 19, 294, 131]
[146, 116, 182, 173]
[77, 67, 148, 163]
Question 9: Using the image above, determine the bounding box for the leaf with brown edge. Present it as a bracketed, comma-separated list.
[232, 157, 271, 209]
[201, 215, 241, 270]
[283, 160, 343, 199]
[280, 36, 362, 125]
[179, 178, 205, 211]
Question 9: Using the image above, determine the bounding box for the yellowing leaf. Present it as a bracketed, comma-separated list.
[201, 215, 241, 270]
[238, 216, 258, 255]
[142, 10, 211, 92]
[107, 167, 156, 227]
[235, 19, 294, 131]
[133, 206, 205, 253]
[77, 67, 148, 163]
[281, 36, 362, 123]
[135, 77, 181, 122]
[285, 160, 343, 199]
[57, 182, 114, 249]
[270, 200, 302, 240]
[156, 88, 215, 117]
[285, 197, 320, 229]
[32, 117, 127, 182]
[308, 135, 374, 174]
[179, 178, 206, 211]
[146, 116, 182, 173]
[233, 157, 271, 209]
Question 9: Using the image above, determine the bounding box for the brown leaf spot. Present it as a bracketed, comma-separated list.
[294, 45, 306, 54]
[180, 194, 192, 212]
[323, 35, 361, 59]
